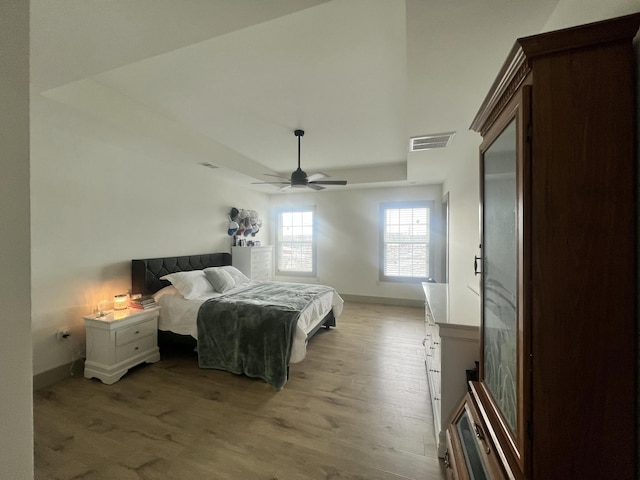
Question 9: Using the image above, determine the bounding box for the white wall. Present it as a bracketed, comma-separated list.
[543, 0, 639, 31]
[269, 184, 443, 303]
[30, 95, 270, 377]
[0, 1, 33, 478]
[441, 142, 482, 325]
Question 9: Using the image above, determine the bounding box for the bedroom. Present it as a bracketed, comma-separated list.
[2, 0, 639, 478]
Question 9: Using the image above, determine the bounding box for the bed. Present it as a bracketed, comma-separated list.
[131, 252, 343, 389]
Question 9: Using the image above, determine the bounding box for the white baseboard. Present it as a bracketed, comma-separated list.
[33, 359, 85, 391]
[340, 294, 423, 308]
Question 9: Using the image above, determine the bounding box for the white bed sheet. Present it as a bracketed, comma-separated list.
[154, 282, 343, 363]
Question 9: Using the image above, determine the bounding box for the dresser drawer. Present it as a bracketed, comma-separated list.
[115, 319, 156, 346]
[251, 256, 271, 270]
[251, 249, 271, 261]
[251, 253, 271, 268]
[252, 260, 271, 272]
[252, 269, 271, 282]
[115, 334, 156, 363]
[232, 246, 273, 281]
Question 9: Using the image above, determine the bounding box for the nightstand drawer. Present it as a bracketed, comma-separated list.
[116, 335, 156, 363]
[115, 319, 156, 346]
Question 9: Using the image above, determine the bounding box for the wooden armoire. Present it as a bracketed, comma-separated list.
[444, 14, 640, 480]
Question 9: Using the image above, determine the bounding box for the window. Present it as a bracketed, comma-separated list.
[276, 207, 316, 276]
[380, 201, 433, 282]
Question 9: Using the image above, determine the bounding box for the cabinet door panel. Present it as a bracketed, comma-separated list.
[481, 117, 518, 435]
[447, 394, 507, 480]
[478, 86, 530, 478]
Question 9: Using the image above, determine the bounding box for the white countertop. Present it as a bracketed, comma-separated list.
[422, 282, 448, 323]
[422, 282, 479, 328]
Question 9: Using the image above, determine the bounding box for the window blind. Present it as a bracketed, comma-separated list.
[382, 205, 430, 279]
[277, 210, 315, 274]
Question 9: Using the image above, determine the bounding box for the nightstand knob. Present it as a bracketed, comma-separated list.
[135, 330, 140, 334]
[134, 346, 139, 350]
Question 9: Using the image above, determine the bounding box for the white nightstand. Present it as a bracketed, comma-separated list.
[83, 306, 161, 385]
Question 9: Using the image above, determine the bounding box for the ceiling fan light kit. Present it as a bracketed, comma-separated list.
[252, 129, 347, 190]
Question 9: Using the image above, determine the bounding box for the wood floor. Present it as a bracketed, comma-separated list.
[34, 302, 447, 480]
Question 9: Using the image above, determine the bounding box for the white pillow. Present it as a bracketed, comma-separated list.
[219, 266, 251, 285]
[153, 285, 179, 301]
[160, 270, 215, 300]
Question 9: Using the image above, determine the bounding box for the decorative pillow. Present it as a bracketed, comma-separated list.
[204, 268, 236, 293]
[219, 266, 251, 285]
[160, 270, 215, 299]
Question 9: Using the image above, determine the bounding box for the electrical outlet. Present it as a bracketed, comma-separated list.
[56, 328, 71, 341]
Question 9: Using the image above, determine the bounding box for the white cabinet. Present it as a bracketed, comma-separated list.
[83, 307, 161, 385]
[232, 246, 273, 281]
[423, 283, 479, 458]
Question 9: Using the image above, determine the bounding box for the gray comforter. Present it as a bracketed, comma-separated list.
[196, 282, 334, 389]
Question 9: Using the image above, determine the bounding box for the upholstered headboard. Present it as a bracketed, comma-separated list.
[131, 252, 232, 295]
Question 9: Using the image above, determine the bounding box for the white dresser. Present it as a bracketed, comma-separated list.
[422, 283, 479, 457]
[232, 246, 273, 281]
[83, 306, 161, 385]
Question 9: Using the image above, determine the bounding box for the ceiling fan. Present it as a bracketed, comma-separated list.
[253, 130, 347, 190]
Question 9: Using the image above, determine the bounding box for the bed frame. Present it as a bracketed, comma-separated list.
[131, 251, 335, 346]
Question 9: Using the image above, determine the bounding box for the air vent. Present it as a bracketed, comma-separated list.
[198, 162, 219, 169]
[410, 132, 455, 152]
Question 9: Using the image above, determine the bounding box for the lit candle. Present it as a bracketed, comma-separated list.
[113, 294, 128, 310]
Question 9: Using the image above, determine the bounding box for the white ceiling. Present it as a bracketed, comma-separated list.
[31, 0, 560, 192]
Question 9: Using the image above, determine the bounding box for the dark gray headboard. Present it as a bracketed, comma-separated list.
[131, 252, 232, 295]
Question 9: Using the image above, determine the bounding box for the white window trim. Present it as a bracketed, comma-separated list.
[275, 206, 317, 277]
[379, 200, 434, 283]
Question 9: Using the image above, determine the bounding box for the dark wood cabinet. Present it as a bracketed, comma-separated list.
[447, 13, 640, 480]
[446, 387, 508, 480]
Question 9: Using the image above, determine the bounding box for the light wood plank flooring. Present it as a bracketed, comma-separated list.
[34, 302, 447, 480]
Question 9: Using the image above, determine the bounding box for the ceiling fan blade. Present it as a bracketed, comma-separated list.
[251, 181, 290, 185]
[307, 183, 325, 191]
[279, 185, 292, 191]
[310, 180, 347, 185]
[307, 172, 328, 182]
[263, 173, 290, 180]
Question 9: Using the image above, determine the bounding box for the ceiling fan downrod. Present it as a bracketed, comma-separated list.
[295, 129, 304, 171]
